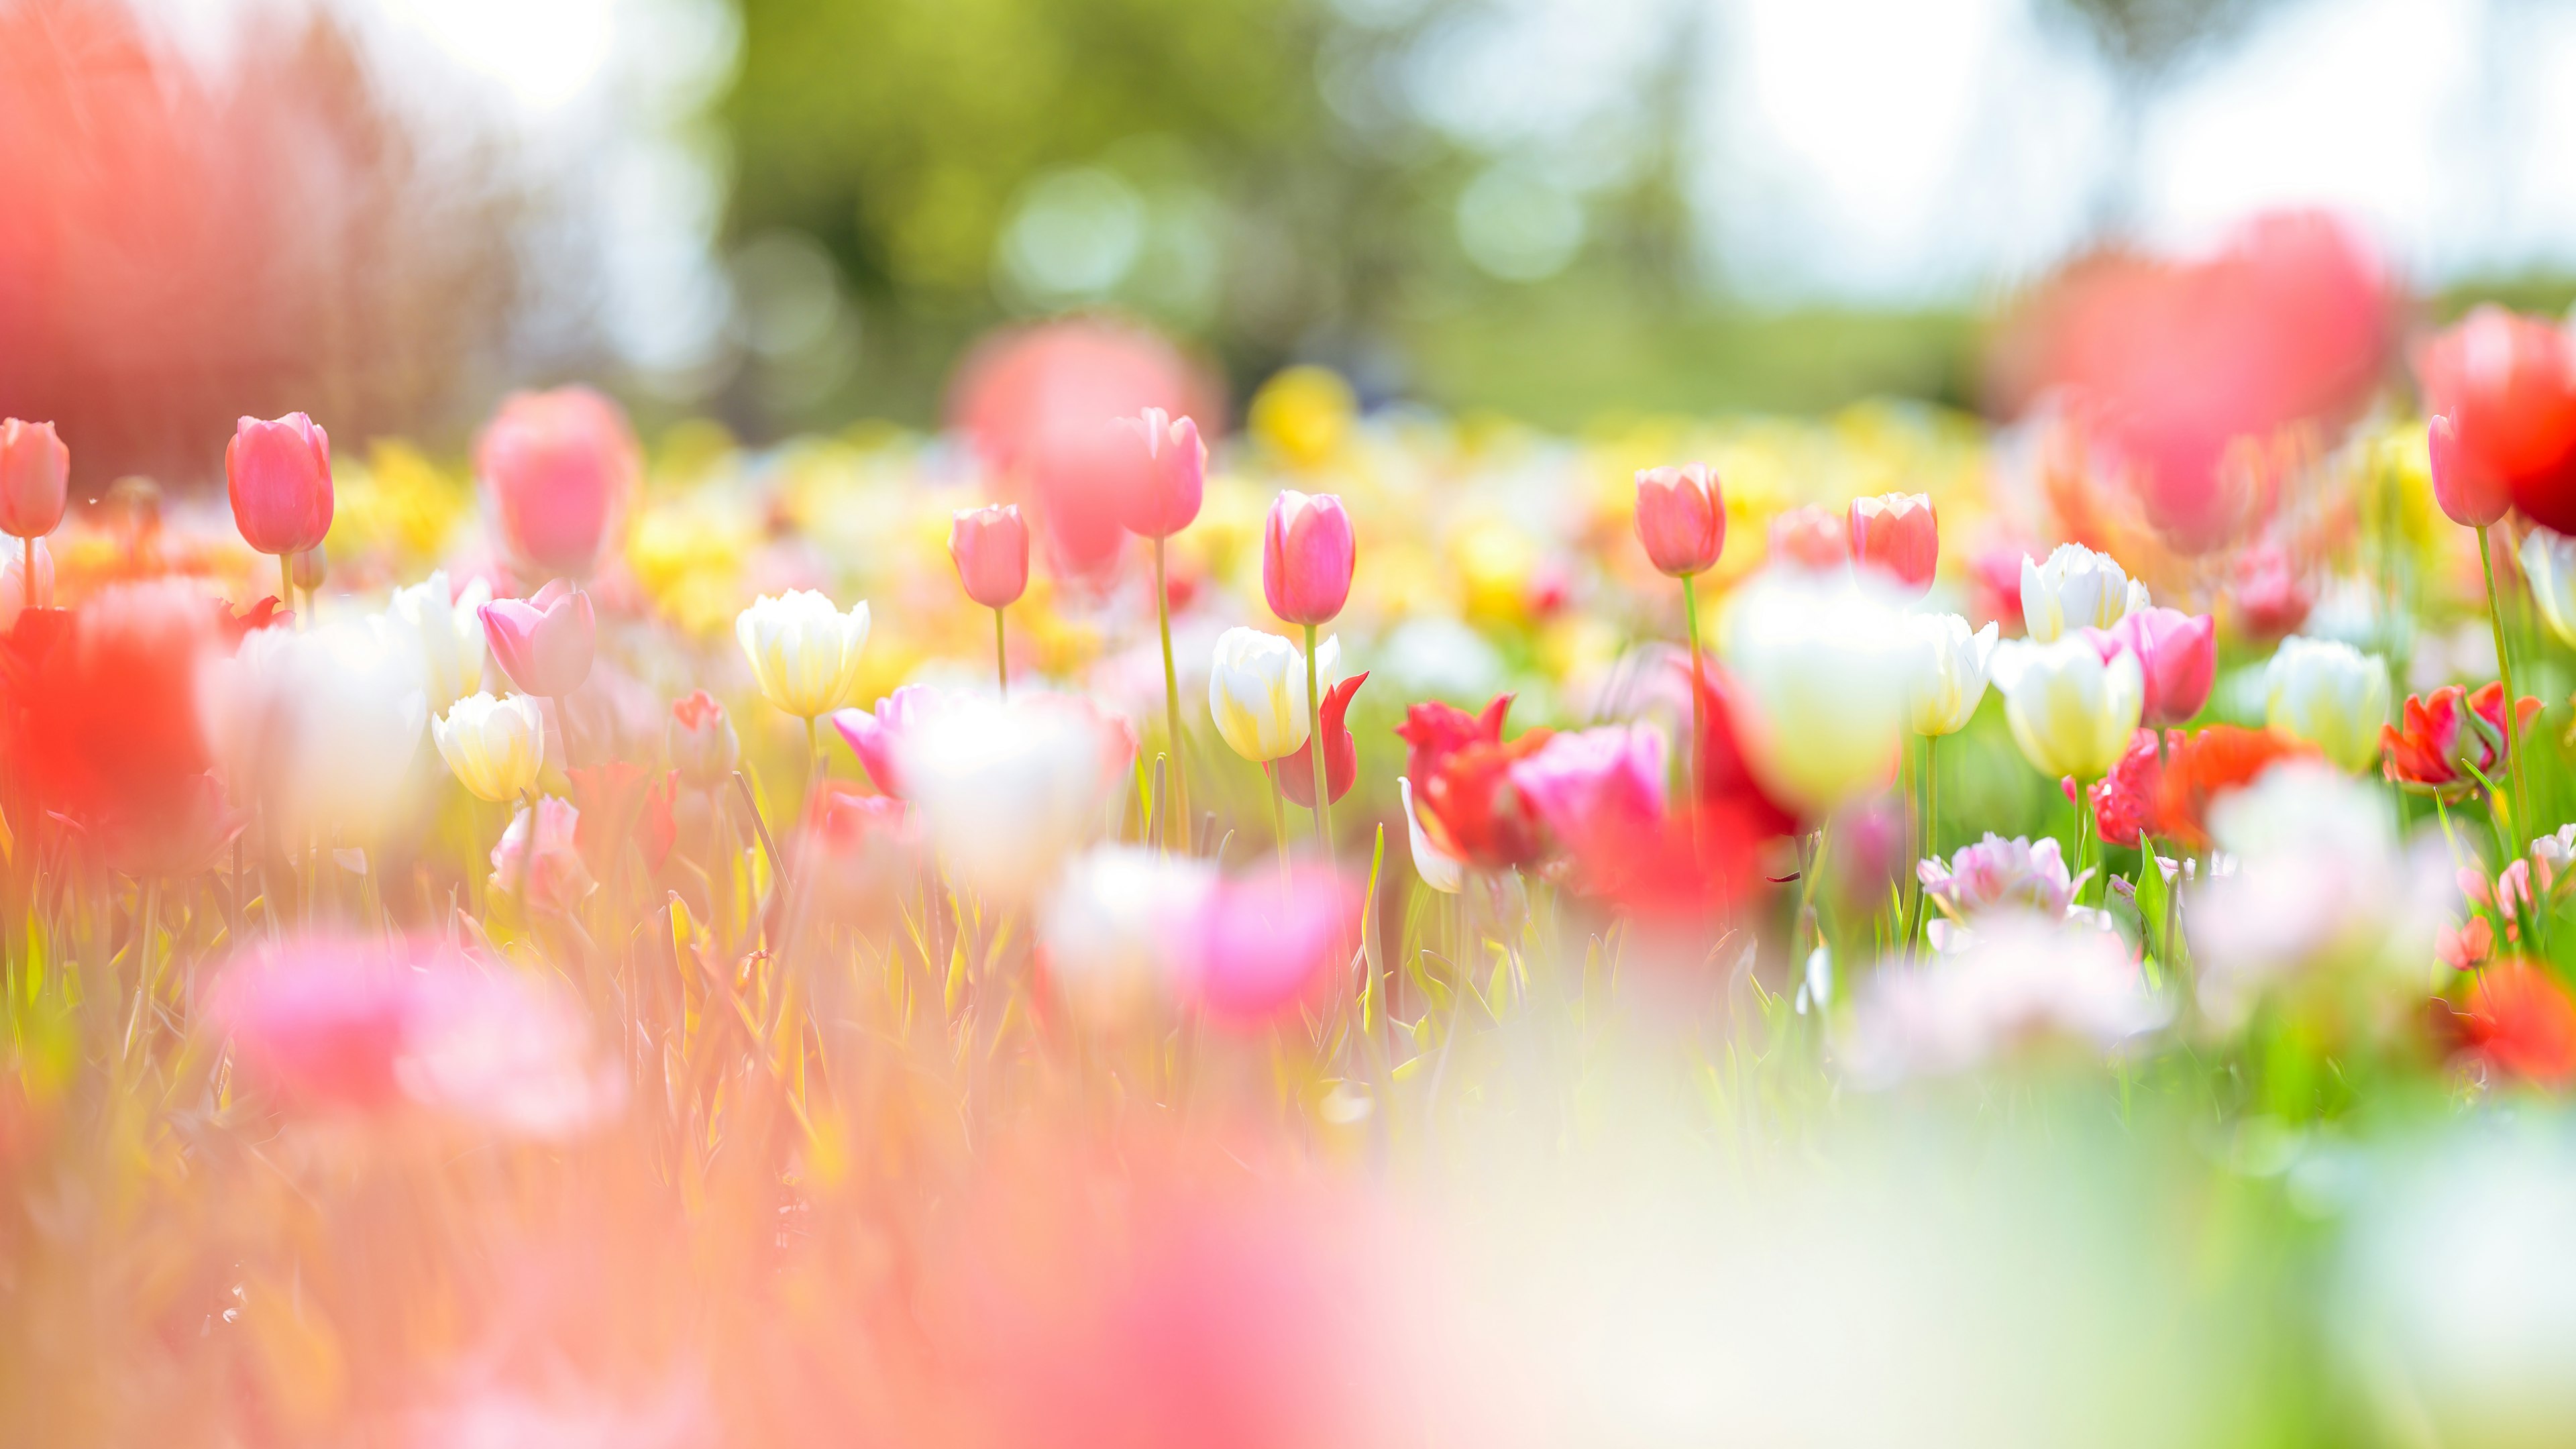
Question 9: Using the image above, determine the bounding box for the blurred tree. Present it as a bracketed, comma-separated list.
[2039, 0, 2286, 226]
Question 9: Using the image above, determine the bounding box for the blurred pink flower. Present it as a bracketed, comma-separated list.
[798, 783, 918, 928]
[1843, 912, 2163, 1085]
[0, 418, 68, 540]
[2108, 606, 2216, 727]
[1263, 490, 1354, 626]
[480, 579, 595, 698]
[1768, 504, 1847, 570]
[831, 683, 963, 800]
[1175, 867, 1352, 1026]
[476, 385, 640, 579]
[1847, 492, 1937, 597]
[490, 795, 594, 914]
[2231, 542, 2312, 644]
[1507, 724, 1668, 867]
[225, 411, 333, 557]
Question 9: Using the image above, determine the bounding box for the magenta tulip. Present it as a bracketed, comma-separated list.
[225, 412, 333, 557]
[0, 419, 69, 540]
[477, 386, 640, 578]
[949, 503, 1030, 608]
[1634, 463, 1723, 577]
[1262, 490, 1354, 626]
[2108, 605, 2216, 727]
[1112, 407, 1206, 539]
[1507, 724, 1670, 861]
[1175, 866, 1352, 1026]
[480, 580, 596, 699]
[830, 684, 961, 800]
[2427, 413, 2510, 529]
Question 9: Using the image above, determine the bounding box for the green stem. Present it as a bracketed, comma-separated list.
[1303, 622, 1332, 860]
[1680, 572, 1706, 802]
[993, 605, 1009, 701]
[280, 553, 297, 629]
[1154, 539, 1188, 852]
[1904, 733, 1937, 949]
[2478, 525, 2532, 848]
[804, 713, 822, 804]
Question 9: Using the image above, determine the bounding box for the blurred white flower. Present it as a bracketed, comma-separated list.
[2521, 526, 2576, 650]
[898, 692, 1134, 902]
[201, 616, 427, 842]
[1040, 846, 1217, 1020]
[1843, 911, 2164, 1087]
[1399, 775, 1464, 894]
[396, 969, 624, 1140]
[431, 692, 545, 804]
[1208, 626, 1337, 763]
[737, 588, 871, 718]
[2264, 635, 2390, 772]
[2020, 543, 2149, 643]
[386, 568, 490, 713]
[1721, 566, 1909, 812]
[1992, 633, 2143, 781]
[1901, 612, 1998, 737]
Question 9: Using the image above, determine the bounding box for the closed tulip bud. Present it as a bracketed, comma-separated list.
[1901, 612, 2000, 737]
[737, 588, 871, 720]
[1992, 630, 2145, 782]
[432, 692, 547, 803]
[386, 570, 492, 714]
[1634, 463, 1724, 576]
[667, 690, 739, 789]
[2427, 413, 2510, 529]
[476, 386, 640, 578]
[1262, 490, 1354, 625]
[1721, 568, 1909, 812]
[1847, 492, 1937, 596]
[2522, 527, 2576, 649]
[0, 419, 69, 539]
[2019, 543, 2149, 642]
[1112, 408, 1206, 539]
[830, 684, 959, 799]
[226, 413, 334, 557]
[2264, 635, 2390, 772]
[2108, 606, 2216, 727]
[949, 503, 1030, 608]
[480, 580, 596, 699]
[1208, 626, 1337, 763]
[1398, 777, 1465, 894]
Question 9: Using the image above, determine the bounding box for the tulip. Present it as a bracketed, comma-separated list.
[2263, 635, 2390, 773]
[481, 580, 596, 702]
[1900, 612, 1999, 737]
[2019, 543, 2149, 642]
[0, 418, 69, 541]
[798, 784, 918, 929]
[736, 588, 871, 721]
[0, 537, 51, 631]
[2415, 304, 2576, 534]
[1262, 490, 1354, 627]
[476, 386, 640, 578]
[1398, 694, 1555, 871]
[2230, 541, 2314, 643]
[2459, 961, 2576, 1085]
[949, 503, 1030, 610]
[1767, 504, 1848, 570]
[1720, 568, 1909, 812]
[19, 580, 217, 834]
[2427, 413, 2509, 529]
[201, 616, 429, 843]
[2381, 682, 2539, 802]
[1112, 408, 1206, 540]
[2151, 724, 2312, 851]
[895, 692, 1133, 902]
[1847, 492, 1937, 596]
[490, 795, 595, 915]
[667, 690, 739, 790]
[2526, 527, 2576, 649]
[225, 412, 334, 558]
[1040, 845, 1216, 1021]
[1843, 912, 2161, 1085]
[1507, 724, 1668, 871]
[2108, 606, 2216, 727]
[1208, 627, 1338, 763]
[1397, 777, 1464, 894]
[1634, 463, 1723, 577]
[1919, 833, 2082, 922]
[431, 692, 547, 804]
[1173, 866, 1352, 1026]
[1992, 629, 2145, 782]
[386, 569, 492, 713]
[831, 684, 961, 800]
[1273, 672, 1366, 810]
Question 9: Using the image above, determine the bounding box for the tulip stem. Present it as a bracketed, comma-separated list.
[1153, 539, 1187, 851]
[1303, 623, 1332, 860]
[804, 713, 823, 802]
[992, 606, 1010, 701]
[1905, 733, 1937, 951]
[20, 536, 32, 611]
[1680, 572, 1706, 803]
[1269, 767, 1291, 881]
[2477, 525, 2531, 845]
[280, 553, 297, 629]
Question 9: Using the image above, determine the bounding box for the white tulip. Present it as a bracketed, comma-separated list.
[2265, 635, 2390, 773]
[896, 692, 1133, 902]
[2522, 527, 2576, 649]
[1399, 775, 1464, 894]
[2020, 543, 2150, 643]
[1207, 626, 1338, 763]
[1721, 567, 1910, 812]
[1992, 635, 2144, 781]
[1040, 846, 1217, 1020]
[736, 589, 871, 718]
[202, 616, 429, 842]
[1901, 612, 2000, 737]
[431, 692, 547, 804]
[387, 569, 492, 713]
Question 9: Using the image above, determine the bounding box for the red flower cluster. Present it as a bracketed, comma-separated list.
[1396, 695, 1549, 871]
[2088, 724, 2314, 851]
[2416, 306, 2576, 535]
[2451, 962, 2576, 1087]
[2381, 682, 2538, 802]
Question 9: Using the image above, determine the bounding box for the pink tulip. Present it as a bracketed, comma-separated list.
[476, 386, 641, 578]
[1262, 490, 1354, 626]
[1112, 407, 1206, 539]
[1768, 504, 1848, 570]
[1175, 867, 1352, 1026]
[0, 419, 68, 540]
[2427, 413, 2511, 529]
[225, 412, 333, 556]
[491, 795, 595, 914]
[1847, 492, 1938, 596]
[480, 579, 595, 698]
[2108, 606, 2216, 727]
[1507, 724, 1668, 865]
[830, 684, 961, 800]
[666, 690, 739, 789]
[949, 502, 1031, 608]
[1634, 463, 1723, 577]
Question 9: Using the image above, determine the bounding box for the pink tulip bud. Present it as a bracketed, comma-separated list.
[0, 419, 69, 540]
[830, 684, 960, 800]
[1634, 463, 1724, 576]
[480, 579, 596, 698]
[949, 503, 1030, 608]
[1262, 490, 1354, 626]
[2428, 413, 2511, 529]
[2108, 606, 2216, 727]
[476, 386, 641, 578]
[667, 690, 739, 789]
[1847, 492, 1938, 596]
[225, 412, 333, 557]
[1173, 866, 1353, 1026]
[1768, 504, 1848, 570]
[1112, 407, 1206, 539]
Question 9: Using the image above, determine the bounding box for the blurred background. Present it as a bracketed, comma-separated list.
[7, 0, 2576, 486]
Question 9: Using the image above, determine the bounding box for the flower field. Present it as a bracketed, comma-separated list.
[11, 270, 2576, 1445]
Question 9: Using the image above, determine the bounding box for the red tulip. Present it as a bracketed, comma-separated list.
[476, 386, 640, 578]
[1767, 504, 1847, 570]
[666, 689, 739, 789]
[950, 502, 1032, 608]
[2151, 724, 2312, 851]
[2381, 680, 2540, 802]
[1262, 490, 1354, 626]
[2427, 413, 2508, 529]
[1633, 463, 1723, 577]
[1681, 665, 1801, 839]
[2416, 305, 2576, 534]
[2108, 606, 2216, 727]
[1273, 672, 1366, 808]
[0, 419, 68, 539]
[1114, 408, 1206, 539]
[1846, 492, 1937, 596]
[479, 579, 595, 699]
[8, 580, 216, 836]
[224, 412, 333, 556]
[1397, 694, 1554, 870]
[2088, 729, 2169, 849]
[2458, 961, 2576, 1085]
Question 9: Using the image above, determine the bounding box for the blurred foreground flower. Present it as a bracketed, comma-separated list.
[2265, 636, 2390, 773]
[202, 616, 427, 844]
[1041, 845, 1217, 1022]
[1721, 567, 1907, 811]
[833, 683, 960, 799]
[1844, 912, 2161, 1086]
[896, 692, 1132, 902]
[385, 568, 492, 712]
[476, 385, 639, 580]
